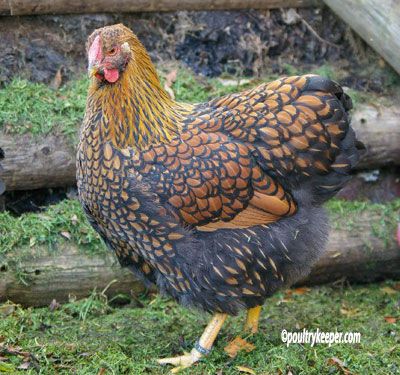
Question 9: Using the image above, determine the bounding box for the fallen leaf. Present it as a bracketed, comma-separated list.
[380, 287, 397, 295]
[292, 287, 311, 295]
[217, 78, 251, 87]
[384, 316, 397, 323]
[224, 337, 255, 358]
[340, 306, 360, 317]
[327, 357, 352, 374]
[60, 231, 71, 240]
[393, 283, 400, 291]
[0, 304, 16, 317]
[236, 365, 256, 374]
[49, 299, 60, 312]
[277, 296, 293, 305]
[164, 69, 178, 99]
[97, 368, 106, 375]
[17, 362, 30, 370]
[50, 68, 63, 90]
[29, 237, 36, 247]
[281, 8, 300, 25]
[71, 214, 78, 225]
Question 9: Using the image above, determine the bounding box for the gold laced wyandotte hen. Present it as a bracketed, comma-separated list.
[77, 24, 364, 372]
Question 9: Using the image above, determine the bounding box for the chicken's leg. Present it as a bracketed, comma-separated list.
[244, 305, 262, 334]
[157, 313, 227, 373]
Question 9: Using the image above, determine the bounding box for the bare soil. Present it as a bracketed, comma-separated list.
[0, 7, 395, 92]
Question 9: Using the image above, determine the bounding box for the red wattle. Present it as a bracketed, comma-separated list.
[104, 69, 119, 83]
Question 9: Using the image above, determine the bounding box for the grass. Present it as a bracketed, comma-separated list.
[1, 198, 398, 259]
[167, 68, 258, 103]
[0, 78, 87, 138]
[0, 199, 102, 257]
[1, 63, 397, 140]
[0, 197, 398, 294]
[0, 68, 252, 140]
[0, 281, 399, 374]
[326, 199, 400, 240]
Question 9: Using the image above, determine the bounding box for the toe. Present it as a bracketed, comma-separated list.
[157, 349, 202, 371]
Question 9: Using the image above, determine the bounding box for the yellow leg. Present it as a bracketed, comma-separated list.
[244, 306, 262, 334]
[157, 313, 227, 373]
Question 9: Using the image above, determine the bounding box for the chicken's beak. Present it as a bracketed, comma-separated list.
[88, 63, 104, 81]
[88, 66, 98, 78]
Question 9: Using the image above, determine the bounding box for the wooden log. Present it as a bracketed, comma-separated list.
[1, 0, 320, 16]
[324, 0, 400, 75]
[0, 0, 10, 15]
[0, 134, 76, 191]
[0, 244, 145, 307]
[1, 103, 399, 192]
[0, 210, 398, 307]
[302, 213, 400, 285]
[351, 104, 400, 170]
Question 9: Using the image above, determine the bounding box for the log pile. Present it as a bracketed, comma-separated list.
[1, 103, 399, 191]
[1, 210, 398, 307]
[0, 0, 399, 308]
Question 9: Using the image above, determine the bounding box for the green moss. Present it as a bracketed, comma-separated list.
[0, 199, 103, 258]
[0, 70, 253, 139]
[0, 281, 399, 374]
[163, 67, 256, 103]
[1, 198, 399, 257]
[325, 199, 400, 246]
[1, 66, 389, 140]
[0, 77, 88, 139]
[1, 198, 398, 283]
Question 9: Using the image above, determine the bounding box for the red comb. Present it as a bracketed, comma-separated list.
[88, 35, 102, 66]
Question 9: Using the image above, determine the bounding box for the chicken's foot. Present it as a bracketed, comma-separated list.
[157, 312, 227, 373]
[244, 305, 262, 334]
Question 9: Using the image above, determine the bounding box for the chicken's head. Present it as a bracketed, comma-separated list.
[86, 24, 134, 84]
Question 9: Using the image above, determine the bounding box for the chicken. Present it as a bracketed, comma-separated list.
[77, 24, 364, 371]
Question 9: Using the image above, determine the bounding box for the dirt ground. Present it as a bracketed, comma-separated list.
[0, 6, 394, 92]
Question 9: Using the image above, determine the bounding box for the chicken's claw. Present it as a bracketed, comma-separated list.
[157, 348, 202, 373]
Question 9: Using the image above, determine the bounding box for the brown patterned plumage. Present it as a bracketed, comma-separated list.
[77, 24, 364, 370]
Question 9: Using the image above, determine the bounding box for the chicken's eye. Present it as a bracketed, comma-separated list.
[107, 48, 117, 56]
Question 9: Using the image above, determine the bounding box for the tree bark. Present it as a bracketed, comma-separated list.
[351, 104, 400, 170]
[1, 103, 399, 192]
[0, 134, 76, 191]
[302, 214, 400, 285]
[1, 211, 398, 307]
[0, 244, 145, 307]
[0, 0, 320, 16]
[324, 0, 400, 76]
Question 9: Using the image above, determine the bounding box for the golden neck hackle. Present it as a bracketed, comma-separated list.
[85, 39, 190, 150]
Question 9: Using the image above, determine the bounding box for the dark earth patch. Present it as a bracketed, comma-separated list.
[0, 7, 397, 92]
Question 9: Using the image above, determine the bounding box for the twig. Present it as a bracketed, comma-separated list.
[301, 18, 340, 49]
